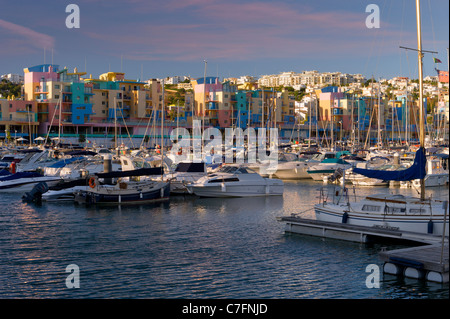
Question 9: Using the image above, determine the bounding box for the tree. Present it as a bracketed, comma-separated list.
[78, 133, 86, 143]
[0, 79, 21, 98]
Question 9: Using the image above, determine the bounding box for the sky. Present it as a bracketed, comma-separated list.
[0, 0, 448, 81]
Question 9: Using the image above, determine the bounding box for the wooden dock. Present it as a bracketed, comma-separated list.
[379, 244, 449, 283]
[278, 215, 446, 245]
[277, 215, 449, 283]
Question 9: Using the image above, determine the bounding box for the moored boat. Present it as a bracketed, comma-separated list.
[0, 171, 62, 192]
[186, 165, 283, 197]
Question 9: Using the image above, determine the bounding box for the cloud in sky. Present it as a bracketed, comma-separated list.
[82, 0, 411, 63]
[0, 19, 55, 54]
[0, 0, 447, 78]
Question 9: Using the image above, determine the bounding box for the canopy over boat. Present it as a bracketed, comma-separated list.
[95, 167, 164, 178]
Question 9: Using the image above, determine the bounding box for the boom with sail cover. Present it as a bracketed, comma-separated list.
[352, 147, 426, 181]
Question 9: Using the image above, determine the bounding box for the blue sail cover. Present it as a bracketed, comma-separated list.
[352, 147, 426, 181]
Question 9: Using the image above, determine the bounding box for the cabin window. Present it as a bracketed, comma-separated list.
[208, 178, 240, 183]
[409, 208, 426, 214]
[362, 205, 381, 212]
[385, 207, 406, 213]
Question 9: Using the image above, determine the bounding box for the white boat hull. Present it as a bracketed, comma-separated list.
[315, 202, 449, 236]
[274, 162, 312, 180]
[188, 182, 284, 198]
[42, 186, 88, 201]
[0, 177, 62, 193]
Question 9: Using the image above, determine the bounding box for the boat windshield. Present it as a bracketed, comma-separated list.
[218, 166, 253, 174]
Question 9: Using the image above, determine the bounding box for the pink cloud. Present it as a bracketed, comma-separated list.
[83, 1, 414, 62]
[0, 19, 55, 51]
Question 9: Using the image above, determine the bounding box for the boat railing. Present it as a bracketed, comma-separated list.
[318, 185, 368, 206]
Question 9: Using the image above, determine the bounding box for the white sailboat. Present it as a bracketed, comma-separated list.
[313, 0, 449, 236]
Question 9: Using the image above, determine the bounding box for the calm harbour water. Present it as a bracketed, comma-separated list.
[0, 180, 448, 299]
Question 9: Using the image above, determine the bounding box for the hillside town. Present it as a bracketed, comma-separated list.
[0, 65, 448, 148]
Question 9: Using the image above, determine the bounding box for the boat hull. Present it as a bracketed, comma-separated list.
[43, 186, 88, 201]
[75, 182, 170, 205]
[0, 177, 61, 192]
[274, 162, 312, 180]
[314, 203, 449, 236]
[188, 182, 284, 198]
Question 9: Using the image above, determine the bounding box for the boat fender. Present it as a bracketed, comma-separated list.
[10, 162, 16, 174]
[427, 220, 434, 234]
[89, 177, 96, 188]
[342, 212, 349, 224]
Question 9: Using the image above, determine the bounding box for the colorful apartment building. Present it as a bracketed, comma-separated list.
[3, 64, 385, 145]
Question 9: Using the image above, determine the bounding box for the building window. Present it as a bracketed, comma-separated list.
[55, 95, 59, 99]
[55, 84, 60, 89]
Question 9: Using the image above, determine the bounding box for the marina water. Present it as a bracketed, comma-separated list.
[0, 180, 448, 299]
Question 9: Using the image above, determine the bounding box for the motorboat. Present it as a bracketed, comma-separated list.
[0, 171, 62, 192]
[307, 158, 352, 181]
[273, 152, 317, 180]
[42, 178, 90, 201]
[186, 165, 284, 197]
[16, 149, 58, 172]
[406, 156, 449, 188]
[0, 153, 25, 169]
[166, 162, 207, 194]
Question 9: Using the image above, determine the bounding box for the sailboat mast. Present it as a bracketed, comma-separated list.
[114, 97, 118, 155]
[161, 79, 165, 180]
[308, 93, 312, 149]
[377, 78, 382, 148]
[415, 0, 426, 201]
[58, 92, 62, 146]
